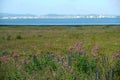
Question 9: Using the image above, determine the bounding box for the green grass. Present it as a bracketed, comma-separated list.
[0, 26, 120, 54]
[0, 26, 120, 80]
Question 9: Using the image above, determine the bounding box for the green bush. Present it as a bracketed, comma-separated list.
[38, 34, 42, 37]
[16, 35, 22, 39]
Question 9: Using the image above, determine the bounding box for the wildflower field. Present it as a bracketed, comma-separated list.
[0, 26, 120, 80]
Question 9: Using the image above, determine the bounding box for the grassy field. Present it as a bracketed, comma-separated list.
[0, 26, 120, 80]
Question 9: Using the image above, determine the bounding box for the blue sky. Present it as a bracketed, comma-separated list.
[0, 0, 120, 15]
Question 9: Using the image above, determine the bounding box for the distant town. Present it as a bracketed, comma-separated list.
[0, 13, 120, 19]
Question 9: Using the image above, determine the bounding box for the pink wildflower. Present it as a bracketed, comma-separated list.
[112, 53, 120, 59]
[1, 56, 9, 63]
[93, 45, 99, 53]
[69, 46, 74, 51]
[12, 53, 19, 58]
[76, 42, 83, 51]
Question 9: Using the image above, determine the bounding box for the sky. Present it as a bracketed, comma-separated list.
[0, 0, 120, 15]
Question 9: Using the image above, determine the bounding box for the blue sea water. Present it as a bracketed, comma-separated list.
[0, 18, 120, 25]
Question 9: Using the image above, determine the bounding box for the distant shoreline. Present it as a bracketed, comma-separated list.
[0, 25, 120, 27]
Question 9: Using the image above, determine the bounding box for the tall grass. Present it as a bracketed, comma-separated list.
[0, 41, 120, 80]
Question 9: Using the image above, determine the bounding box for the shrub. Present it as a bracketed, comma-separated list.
[38, 34, 42, 37]
[16, 35, 22, 39]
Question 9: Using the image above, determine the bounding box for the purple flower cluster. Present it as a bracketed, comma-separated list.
[12, 53, 20, 58]
[76, 42, 83, 52]
[112, 53, 120, 59]
[1, 56, 9, 63]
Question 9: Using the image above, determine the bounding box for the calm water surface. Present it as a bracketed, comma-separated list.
[0, 18, 120, 25]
